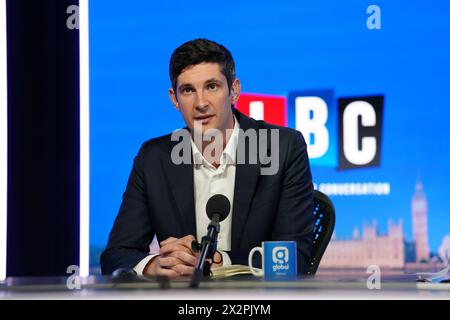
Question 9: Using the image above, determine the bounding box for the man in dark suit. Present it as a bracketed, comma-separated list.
[101, 39, 314, 277]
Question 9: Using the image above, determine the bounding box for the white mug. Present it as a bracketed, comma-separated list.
[248, 241, 297, 280]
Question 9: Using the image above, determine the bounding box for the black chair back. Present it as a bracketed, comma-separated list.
[307, 190, 335, 275]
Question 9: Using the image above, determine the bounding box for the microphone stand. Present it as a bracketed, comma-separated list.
[190, 214, 220, 288]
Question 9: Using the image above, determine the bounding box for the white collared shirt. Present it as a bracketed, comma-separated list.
[134, 116, 239, 274]
[191, 116, 239, 255]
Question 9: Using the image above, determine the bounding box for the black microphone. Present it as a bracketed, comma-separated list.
[190, 194, 231, 288]
[111, 268, 138, 283]
[206, 194, 231, 224]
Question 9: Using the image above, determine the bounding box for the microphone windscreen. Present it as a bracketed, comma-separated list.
[206, 194, 231, 222]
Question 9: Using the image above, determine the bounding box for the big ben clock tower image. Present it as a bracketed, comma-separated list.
[411, 180, 430, 262]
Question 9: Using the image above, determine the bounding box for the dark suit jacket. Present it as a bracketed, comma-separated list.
[101, 109, 314, 275]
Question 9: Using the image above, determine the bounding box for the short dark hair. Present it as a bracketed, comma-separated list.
[169, 38, 236, 93]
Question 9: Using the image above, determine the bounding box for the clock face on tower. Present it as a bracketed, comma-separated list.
[414, 200, 426, 212]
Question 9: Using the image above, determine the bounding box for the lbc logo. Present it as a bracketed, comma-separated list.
[236, 90, 384, 170]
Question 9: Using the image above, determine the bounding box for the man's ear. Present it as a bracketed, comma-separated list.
[168, 87, 179, 110]
[231, 79, 241, 105]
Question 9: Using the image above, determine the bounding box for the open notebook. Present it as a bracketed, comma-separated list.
[211, 265, 261, 279]
[416, 266, 450, 283]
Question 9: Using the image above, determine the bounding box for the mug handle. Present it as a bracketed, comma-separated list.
[248, 247, 264, 277]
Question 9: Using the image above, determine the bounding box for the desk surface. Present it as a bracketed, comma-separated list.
[1, 273, 449, 300]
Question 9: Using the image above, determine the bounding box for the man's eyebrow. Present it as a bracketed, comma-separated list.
[177, 83, 193, 90]
[204, 78, 223, 84]
[177, 78, 224, 90]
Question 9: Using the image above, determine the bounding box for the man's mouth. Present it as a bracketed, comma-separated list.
[194, 114, 214, 124]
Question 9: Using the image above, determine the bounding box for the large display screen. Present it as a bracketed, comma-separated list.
[89, 0, 450, 272]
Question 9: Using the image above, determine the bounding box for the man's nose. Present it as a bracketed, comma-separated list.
[194, 91, 209, 110]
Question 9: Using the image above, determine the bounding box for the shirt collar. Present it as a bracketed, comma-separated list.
[191, 116, 240, 167]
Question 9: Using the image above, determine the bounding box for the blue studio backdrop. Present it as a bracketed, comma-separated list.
[89, 0, 450, 270]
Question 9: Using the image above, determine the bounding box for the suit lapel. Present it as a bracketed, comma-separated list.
[231, 161, 260, 250]
[231, 110, 261, 250]
[162, 138, 196, 237]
